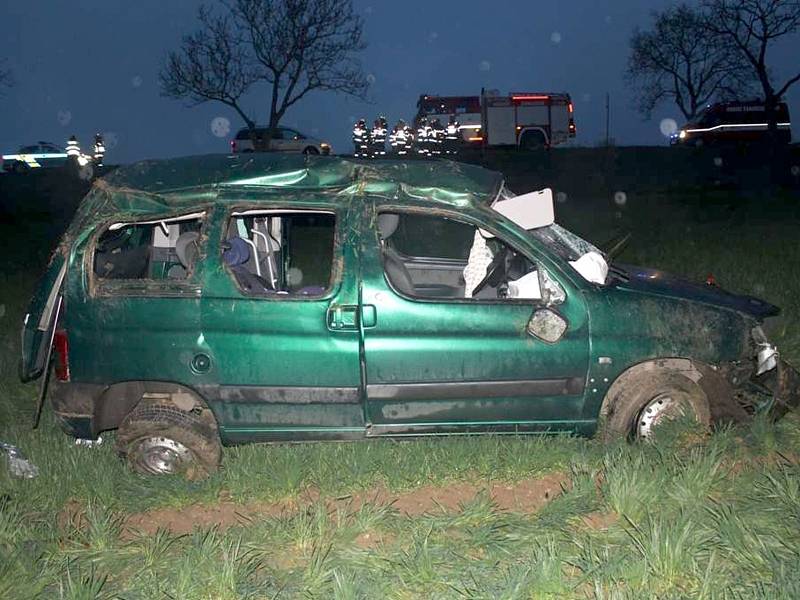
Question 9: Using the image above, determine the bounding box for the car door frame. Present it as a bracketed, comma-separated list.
[358, 199, 593, 437]
[193, 197, 367, 444]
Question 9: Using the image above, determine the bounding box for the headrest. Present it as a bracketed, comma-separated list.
[222, 237, 250, 267]
[378, 213, 399, 239]
[175, 231, 200, 269]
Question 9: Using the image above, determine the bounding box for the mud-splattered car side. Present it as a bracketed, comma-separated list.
[20, 154, 799, 477]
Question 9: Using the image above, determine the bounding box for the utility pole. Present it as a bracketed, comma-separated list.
[605, 92, 610, 146]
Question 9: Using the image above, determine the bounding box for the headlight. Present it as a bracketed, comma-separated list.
[678, 130, 687, 139]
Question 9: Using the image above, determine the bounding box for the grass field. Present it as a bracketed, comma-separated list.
[1, 173, 800, 598]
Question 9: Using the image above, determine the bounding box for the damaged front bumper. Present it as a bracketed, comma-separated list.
[757, 358, 800, 416]
[750, 326, 800, 415]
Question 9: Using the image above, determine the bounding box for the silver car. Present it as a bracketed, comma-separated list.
[230, 126, 331, 155]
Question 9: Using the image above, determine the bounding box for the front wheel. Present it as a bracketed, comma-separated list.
[116, 401, 221, 479]
[302, 146, 320, 155]
[599, 368, 711, 442]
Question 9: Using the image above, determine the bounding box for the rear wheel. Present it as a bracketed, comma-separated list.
[116, 401, 221, 479]
[519, 131, 547, 151]
[599, 368, 711, 442]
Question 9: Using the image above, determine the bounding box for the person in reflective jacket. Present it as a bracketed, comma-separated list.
[93, 133, 106, 167]
[444, 115, 460, 155]
[390, 119, 413, 156]
[430, 118, 445, 156]
[416, 117, 430, 157]
[352, 118, 370, 158]
[371, 116, 387, 158]
[66, 135, 81, 161]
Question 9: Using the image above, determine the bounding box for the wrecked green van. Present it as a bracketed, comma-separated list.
[21, 154, 799, 478]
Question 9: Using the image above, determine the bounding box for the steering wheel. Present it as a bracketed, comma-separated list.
[471, 247, 508, 296]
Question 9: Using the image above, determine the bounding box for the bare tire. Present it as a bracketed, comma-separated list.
[599, 369, 711, 442]
[116, 402, 221, 479]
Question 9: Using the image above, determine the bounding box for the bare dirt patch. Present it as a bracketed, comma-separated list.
[108, 471, 571, 538]
[578, 510, 619, 530]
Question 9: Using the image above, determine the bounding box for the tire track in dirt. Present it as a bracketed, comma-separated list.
[114, 471, 571, 538]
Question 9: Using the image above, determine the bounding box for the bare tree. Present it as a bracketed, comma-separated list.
[703, 0, 800, 138]
[160, 6, 260, 136]
[626, 4, 753, 121]
[160, 0, 368, 146]
[230, 0, 368, 140]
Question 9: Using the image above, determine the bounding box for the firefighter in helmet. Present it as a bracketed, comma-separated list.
[66, 135, 81, 163]
[390, 119, 412, 156]
[430, 117, 445, 156]
[444, 114, 460, 155]
[370, 115, 387, 158]
[416, 117, 430, 157]
[352, 118, 370, 158]
[92, 133, 106, 167]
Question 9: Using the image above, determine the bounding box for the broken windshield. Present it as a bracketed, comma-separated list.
[531, 224, 609, 286]
[530, 223, 601, 262]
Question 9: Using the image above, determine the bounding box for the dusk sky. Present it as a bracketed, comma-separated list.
[2, 0, 798, 163]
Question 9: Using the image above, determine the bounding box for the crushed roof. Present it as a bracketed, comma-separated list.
[67, 154, 504, 232]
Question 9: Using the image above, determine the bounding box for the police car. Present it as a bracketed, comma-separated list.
[2, 142, 68, 173]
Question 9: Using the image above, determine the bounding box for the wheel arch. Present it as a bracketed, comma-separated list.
[93, 381, 219, 436]
[599, 357, 749, 427]
[518, 127, 549, 148]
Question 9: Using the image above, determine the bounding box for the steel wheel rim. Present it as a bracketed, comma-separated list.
[134, 436, 191, 475]
[636, 393, 687, 439]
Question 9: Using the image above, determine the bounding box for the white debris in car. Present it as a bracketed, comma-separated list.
[569, 251, 608, 285]
[463, 230, 494, 298]
[507, 270, 541, 299]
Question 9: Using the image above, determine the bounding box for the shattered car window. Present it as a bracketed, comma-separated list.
[530, 223, 602, 262]
[224, 211, 335, 297]
[94, 214, 204, 281]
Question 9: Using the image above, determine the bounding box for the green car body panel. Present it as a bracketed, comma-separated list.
[20, 154, 793, 444]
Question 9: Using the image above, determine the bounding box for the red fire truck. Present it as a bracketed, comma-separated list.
[415, 92, 576, 148]
[415, 95, 483, 142]
[481, 91, 576, 148]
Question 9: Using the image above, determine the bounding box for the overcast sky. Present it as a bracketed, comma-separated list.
[1, 0, 798, 163]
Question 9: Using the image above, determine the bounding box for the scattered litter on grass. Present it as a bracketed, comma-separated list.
[74, 436, 104, 448]
[1, 441, 39, 479]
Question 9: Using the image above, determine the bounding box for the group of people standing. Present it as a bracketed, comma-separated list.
[353, 115, 461, 159]
[66, 133, 106, 168]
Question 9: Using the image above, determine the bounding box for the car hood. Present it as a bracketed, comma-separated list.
[612, 263, 779, 319]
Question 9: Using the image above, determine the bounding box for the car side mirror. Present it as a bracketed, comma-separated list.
[527, 308, 567, 343]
